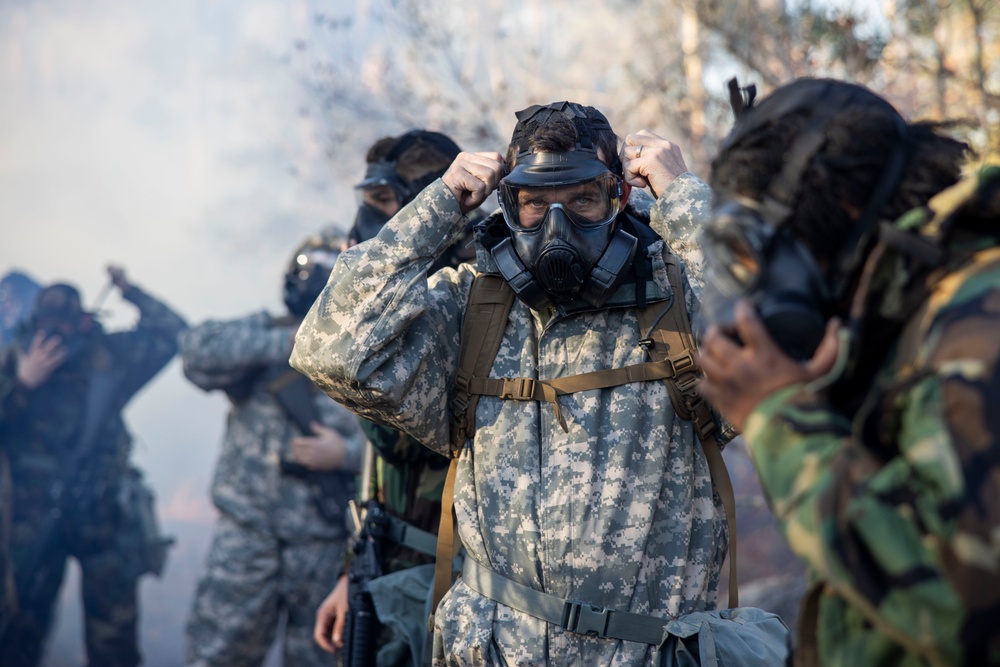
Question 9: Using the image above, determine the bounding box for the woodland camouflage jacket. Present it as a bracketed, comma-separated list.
[743, 166, 1000, 667]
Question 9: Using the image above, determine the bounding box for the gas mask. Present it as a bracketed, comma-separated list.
[494, 144, 636, 310]
[29, 283, 96, 362]
[350, 160, 406, 245]
[698, 77, 912, 361]
[699, 198, 833, 361]
[283, 239, 342, 318]
[349, 130, 464, 245]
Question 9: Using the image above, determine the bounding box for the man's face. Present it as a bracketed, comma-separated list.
[361, 185, 401, 218]
[515, 182, 609, 229]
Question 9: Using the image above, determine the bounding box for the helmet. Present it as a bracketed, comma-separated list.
[283, 231, 346, 318]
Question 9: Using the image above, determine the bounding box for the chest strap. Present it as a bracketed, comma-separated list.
[384, 515, 437, 558]
[461, 557, 670, 645]
[465, 356, 697, 434]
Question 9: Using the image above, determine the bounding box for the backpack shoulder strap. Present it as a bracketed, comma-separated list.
[637, 253, 739, 609]
[450, 274, 516, 454]
[434, 273, 516, 626]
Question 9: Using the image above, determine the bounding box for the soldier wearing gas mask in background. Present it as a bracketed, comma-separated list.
[180, 232, 364, 667]
[314, 129, 473, 667]
[0, 265, 186, 667]
[698, 77, 1000, 665]
[293, 101, 743, 666]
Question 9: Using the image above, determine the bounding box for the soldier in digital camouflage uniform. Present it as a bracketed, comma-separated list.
[0, 266, 186, 667]
[698, 77, 1000, 666]
[181, 233, 363, 667]
[315, 130, 468, 667]
[292, 102, 734, 666]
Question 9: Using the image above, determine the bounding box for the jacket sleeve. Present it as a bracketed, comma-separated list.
[179, 312, 293, 391]
[742, 282, 1000, 662]
[290, 180, 475, 456]
[106, 284, 188, 403]
[649, 171, 713, 295]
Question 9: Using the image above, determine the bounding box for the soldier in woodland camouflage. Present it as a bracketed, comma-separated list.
[0, 266, 186, 667]
[292, 102, 732, 665]
[181, 234, 363, 667]
[698, 77, 1000, 666]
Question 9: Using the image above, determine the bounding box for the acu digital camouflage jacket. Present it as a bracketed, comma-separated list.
[291, 175, 729, 667]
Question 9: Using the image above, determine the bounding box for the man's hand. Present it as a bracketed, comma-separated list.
[107, 265, 130, 292]
[290, 421, 347, 471]
[442, 151, 505, 214]
[314, 574, 349, 652]
[621, 130, 689, 198]
[698, 300, 841, 431]
[16, 330, 67, 389]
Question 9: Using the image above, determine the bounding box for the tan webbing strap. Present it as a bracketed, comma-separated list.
[466, 360, 689, 433]
[636, 255, 739, 608]
[450, 274, 516, 452]
[794, 582, 823, 667]
[434, 274, 516, 627]
[430, 456, 462, 630]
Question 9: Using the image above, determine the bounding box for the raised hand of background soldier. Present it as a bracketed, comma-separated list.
[442, 151, 504, 214]
[621, 130, 690, 198]
[16, 330, 67, 389]
[290, 421, 348, 471]
[106, 265, 131, 292]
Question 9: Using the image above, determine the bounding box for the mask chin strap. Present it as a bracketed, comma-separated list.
[492, 227, 639, 311]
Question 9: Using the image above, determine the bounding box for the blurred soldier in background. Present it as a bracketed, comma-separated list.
[0, 270, 41, 347]
[314, 130, 470, 667]
[699, 77, 999, 665]
[181, 232, 363, 667]
[0, 265, 186, 667]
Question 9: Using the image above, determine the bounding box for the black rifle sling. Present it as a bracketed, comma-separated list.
[431, 274, 515, 625]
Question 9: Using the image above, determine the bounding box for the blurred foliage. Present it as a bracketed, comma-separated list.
[292, 0, 999, 184]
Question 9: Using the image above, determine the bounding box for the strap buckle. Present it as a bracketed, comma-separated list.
[561, 600, 611, 638]
[668, 351, 697, 377]
[501, 377, 537, 401]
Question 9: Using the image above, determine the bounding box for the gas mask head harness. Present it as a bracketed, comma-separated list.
[350, 130, 463, 245]
[283, 233, 344, 318]
[492, 101, 638, 310]
[699, 78, 911, 360]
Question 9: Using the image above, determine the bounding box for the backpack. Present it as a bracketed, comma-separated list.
[435, 253, 740, 617]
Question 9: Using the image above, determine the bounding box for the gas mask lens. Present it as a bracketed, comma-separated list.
[702, 203, 774, 296]
[498, 172, 622, 232]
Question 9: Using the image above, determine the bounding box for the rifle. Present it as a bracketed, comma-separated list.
[342, 441, 387, 667]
